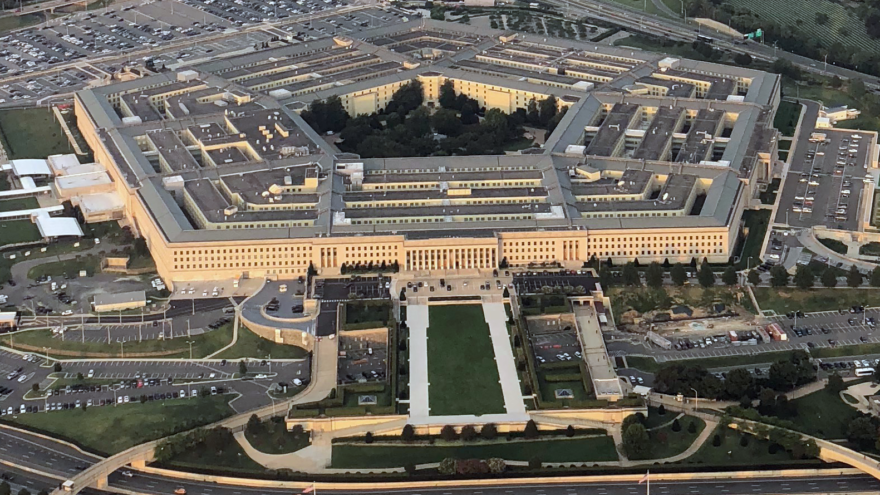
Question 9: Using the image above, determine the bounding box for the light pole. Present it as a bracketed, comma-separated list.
[119, 339, 125, 358]
[691, 387, 699, 412]
[186, 340, 195, 360]
[42, 346, 50, 366]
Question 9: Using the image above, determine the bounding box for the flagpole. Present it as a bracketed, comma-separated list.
[647, 470, 650, 495]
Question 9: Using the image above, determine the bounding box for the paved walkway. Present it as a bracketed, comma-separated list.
[406, 304, 430, 418]
[482, 301, 526, 416]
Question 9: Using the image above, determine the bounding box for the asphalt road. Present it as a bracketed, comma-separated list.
[109, 472, 880, 495]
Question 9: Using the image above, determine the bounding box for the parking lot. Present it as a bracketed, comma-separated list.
[524, 313, 583, 365]
[775, 128, 872, 231]
[337, 334, 386, 384]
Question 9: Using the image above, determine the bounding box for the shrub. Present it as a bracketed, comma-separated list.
[461, 425, 478, 441]
[528, 456, 542, 469]
[671, 418, 681, 432]
[401, 424, 415, 441]
[486, 457, 506, 474]
[740, 435, 749, 447]
[440, 424, 458, 441]
[365, 432, 373, 444]
[565, 425, 575, 437]
[688, 421, 697, 434]
[524, 420, 539, 439]
[481, 423, 498, 440]
[438, 457, 456, 475]
[712, 434, 721, 447]
[657, 404, 666, 415]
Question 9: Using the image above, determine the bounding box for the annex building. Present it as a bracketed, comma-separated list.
[72, 19, 782, 285]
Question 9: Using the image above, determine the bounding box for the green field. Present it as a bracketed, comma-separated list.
[0, 108, 74, 159]
[244, 423, 310, 454]
[7, 395, 234, 455]
[3, 323, 235, 358]
[166, 439, 266, 474]
[787, 388, 859, 439]
[215, 324, 309, 360]
[331, 436, 619, 467]
[28, 256, 101, 280]
[626, 351, 799, 373]
[687, 425, 801, 465]
[774, 101, 802, 136]
[427, 305, 505, 416]
[0, 220, 42, 246]
[0, 197, 39, 213]
[343, 301, 392, 330]
[735, 210, 770, 270]
[818, 238, 848, 255]
[752, 288, 880, 314]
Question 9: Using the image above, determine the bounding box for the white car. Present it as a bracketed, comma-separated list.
[191, 389, 198, 398]
[117, 396, 123, 404]
[210, 387, 217, 395]
[61, 310, 73, 316]
[123, 396, 130, 403]
[254, 374, 267, 379]
[87, 370, 95, 378]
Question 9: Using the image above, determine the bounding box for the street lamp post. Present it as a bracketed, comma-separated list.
[186, 340, 195, 360]
[691, 387, 699, 412]
[119, 340, 125, 358]
[42, 346, 50, 366]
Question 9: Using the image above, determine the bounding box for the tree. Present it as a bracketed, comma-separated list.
[697, 260, 714, 288]
[671, 263, 688, 286]
[826, 372, 845, 394]
[565, 425, 576, 437]
[538, 95, 558, 127]
[598, 266, 614, 289]
[440, 424, 458, 441]
[748, 269, 761, 285]
[31, 383, 38, 392]
[53, 362, 61, 372]
[460, 425, 477, 441]
[438, 80, 457, 109]
[721, 265, 738, 286]
[770, 265, 790, 287]
[847, 416, 877, 449]
[849, 78, 867, 101]
[365, 431, 374, 444]
[733, 52, 753, 66]
[239, 360, 248, 376]
[430, 4, 445, 20]
[0, 482, 9, 495]
[622, 423, 651, 458]
[401, 424, 415, 441]
[622, 262, 640, 286]
[301, 95, 349, 134]
[481, 423, 498, 440]
[524, 419, 539, 439]
[688, 421, 697, 434]
[740, 435, 749, 447]
[671, 418, 681, 432]
[76, 372, 83, 380]
[645, 262, 664, 289]
[438, 457, 456, 475]
[821, 268, 838, 288]
[486, 458, 506, 474]
[246, 414, 262, 436]
[712, 434, 721, 447]
[431, 108, 462, 136]
[794, 265, 814, 289]
[872, 266, 880, 287]
[724, 368, 755, 399]
[17, 489, 29, 495]
[657, 404, 666, 416]
[847, 265, 863, 288]
[830, 75, 843, 88]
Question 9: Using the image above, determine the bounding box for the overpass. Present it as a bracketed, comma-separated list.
[52, 338, 337, 495]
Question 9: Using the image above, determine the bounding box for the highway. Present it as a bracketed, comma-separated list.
[547, 0, 880, 88]
[109, 471, 880, 495]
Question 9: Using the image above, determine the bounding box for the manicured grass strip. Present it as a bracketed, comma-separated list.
[0, 108, 74, 159]
[245, 426, 310, 454]
[2, 323, 234, 358]
[773, 101, 801, 136]
[7, 395, 234, 455]
[331, 436, 619, 467]
[0, 197, 39, 213]
[626, 351, 799, 373]
[640, 415, 705, 460]
[216, 324, 309, 360]
[687, 425, 799, 465]
[427, 305, 505, 416]
[752, 288, 880, 315]
[0, 220, 42, 246]
[786, 389, 860, 439]
[28, 256, 101, 280]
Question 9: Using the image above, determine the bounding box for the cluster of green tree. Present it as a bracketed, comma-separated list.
[594, 258, 734, 290]
[0, 485, 44, 495]
[844, 415, 880, 450]
[339, 260, 400, 274]
[653, 350, 817, 401]
[621, 410, 699, 459]
[681, 0, 880, 78]
[154, 426, 235, 463]
[747, 263, 879, 288]
[437, 457, 507, 475]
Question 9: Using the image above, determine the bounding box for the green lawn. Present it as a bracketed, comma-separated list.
[818, 237, 848, 255]
[787, 389, 859, 439]
[640, 415, 705, 459]
[343, 301, 392, 330]
[734, 210, 770, 270]
[28, 256, 101, 280]
[810, 342, 880, 359]
[0, 197, 39, 213]
[752, 288, 880, 315]
[166, 440, 266, 474]
[245, 424, 310, 454]
[427, 305, 505, 416]
[0, 108, 74, 159]
[6, 395, 234, 455]
[3, 323, 235, 358]
[627, 351, 800, 373]
[331, 436, 619, 467]
[774, 101, 802, 136]
[215, 324, 309, 360]
[0, 220, 42, 247]
[686, 425, 800, 465]
[860, 242, 880, 257]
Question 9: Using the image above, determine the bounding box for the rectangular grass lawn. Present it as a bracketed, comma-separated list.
[331, 436, 619, 468]
[427, 305, 505, 416]
[0, 108, 74, 159]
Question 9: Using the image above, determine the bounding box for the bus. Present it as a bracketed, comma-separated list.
[696, 35, 714, 44]
[855, 367, 875, 377]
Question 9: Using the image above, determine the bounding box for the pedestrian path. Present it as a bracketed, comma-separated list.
[481, 301, 526, 416]
[406, 304, 430, 418]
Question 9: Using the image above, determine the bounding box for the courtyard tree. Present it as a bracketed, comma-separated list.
[848, 265, 863, 287]
[645, 262, 664, 289]
[401, 424, 415, 441]
[770, 265, 790, 287]
[440, 424, 458, 441]
[697, 260, 715, 288]
[622, 262, 641, 286]
[670, 263, 688, 286]
[721, 265, 738, 286]
[480, 423, 498, 440]
[794, 265, 814, 289]
[872, 266, 880, 287]
[826, 372, 845, 394]
[747, 269, 761, 285]
[524, 419, 539, 439]
[821, 268, 838, 288]
[622, 423, 651, 458]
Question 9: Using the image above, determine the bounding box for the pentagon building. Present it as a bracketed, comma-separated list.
[73, 19, 781, 284]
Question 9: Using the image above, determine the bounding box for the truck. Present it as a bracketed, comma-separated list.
[767, 323, 788, 341]
[809, 132, 827, 143]
[62, 480, 75, 492]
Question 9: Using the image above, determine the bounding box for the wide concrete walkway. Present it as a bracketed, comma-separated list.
[482, 301, 526, 416]
[406, 304, 430, 418]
